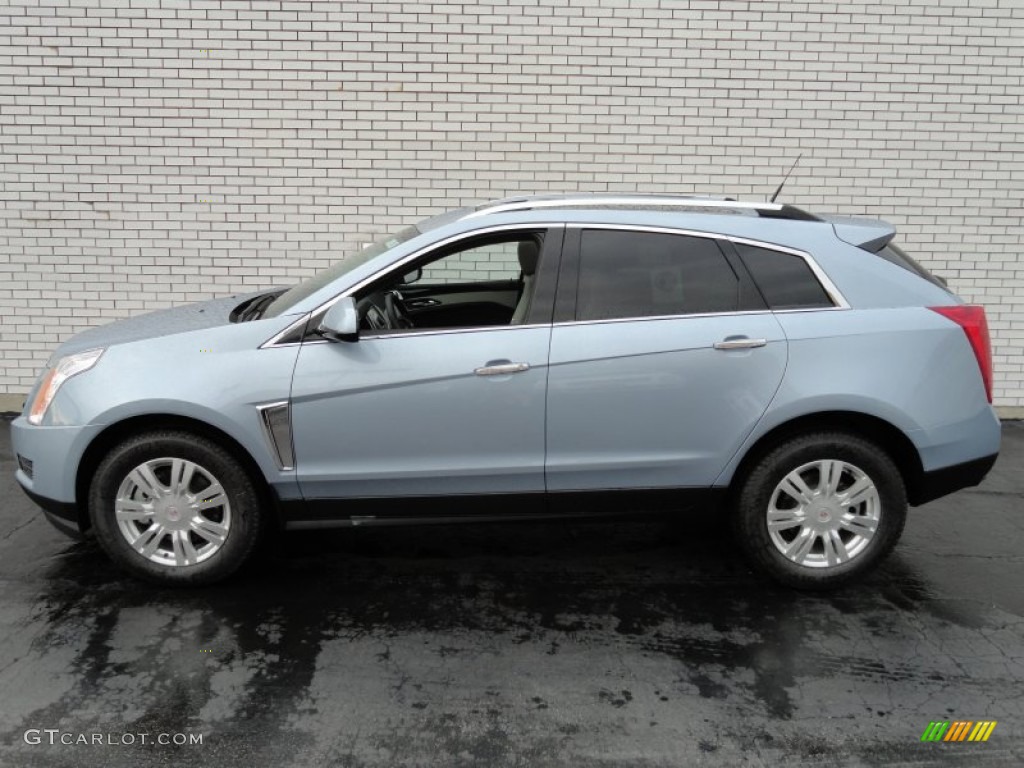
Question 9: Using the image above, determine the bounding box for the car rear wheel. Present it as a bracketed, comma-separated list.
[89, 431, 265, 585]
[731, 432, 907, 590]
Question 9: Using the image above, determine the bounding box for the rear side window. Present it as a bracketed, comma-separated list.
[736, 244, 834, 310]
[576, 230, 738, 321]
[877, 242, 949, 290]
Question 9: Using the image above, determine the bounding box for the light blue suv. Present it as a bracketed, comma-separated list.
[11, 195, 1000, 588]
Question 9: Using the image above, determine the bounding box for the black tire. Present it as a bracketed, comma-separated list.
[89, 430, 265, 586]
[731, 431, 907, 590]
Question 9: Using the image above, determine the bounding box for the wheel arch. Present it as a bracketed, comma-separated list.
[76, 413, 282, 533]
[725, 411, 928, 506]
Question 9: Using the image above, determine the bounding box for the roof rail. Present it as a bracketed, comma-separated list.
[462, 195, 821, 222]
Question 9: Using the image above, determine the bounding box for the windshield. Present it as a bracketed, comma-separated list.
[263, 225, 421, 318]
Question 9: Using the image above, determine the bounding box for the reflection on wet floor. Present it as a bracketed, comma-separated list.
[1, 422, 1022, 767]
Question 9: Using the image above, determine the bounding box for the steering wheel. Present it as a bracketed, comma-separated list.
[384, 290, 414, 329]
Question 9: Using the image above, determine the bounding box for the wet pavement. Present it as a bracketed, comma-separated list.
[0, 419, 1022, 767]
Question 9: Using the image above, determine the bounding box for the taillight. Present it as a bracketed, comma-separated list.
[929, 305, 993, 403]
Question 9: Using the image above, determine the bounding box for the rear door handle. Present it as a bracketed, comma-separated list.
[714, 337, 768, 350]
[475, 361, 530, 376]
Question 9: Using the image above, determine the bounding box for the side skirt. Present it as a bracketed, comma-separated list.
[278, 488, 726, 530]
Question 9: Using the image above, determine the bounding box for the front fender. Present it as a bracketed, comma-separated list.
[40, 323, 302, 503]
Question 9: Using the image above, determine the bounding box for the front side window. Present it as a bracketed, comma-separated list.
[354, 231, 545, 333]
[576, 230, 739, 321]
[735, 243, 833, 310]
[419, 239, 523, 285]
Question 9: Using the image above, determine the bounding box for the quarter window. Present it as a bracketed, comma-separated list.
[736, 243, 834, 310]
[576, 230, 739, 321]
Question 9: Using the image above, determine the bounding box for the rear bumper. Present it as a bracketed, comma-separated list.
[915, 406, 1001, 474]
[911, 453, 998, 507]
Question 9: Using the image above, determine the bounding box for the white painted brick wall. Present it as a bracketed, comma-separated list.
[1, 0, 1023, 402]
[421, 241, 522, 283]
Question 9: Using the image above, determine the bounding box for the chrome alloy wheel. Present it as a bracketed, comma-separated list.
[114, 458, 231, 567]
[766, 459, 881, 569]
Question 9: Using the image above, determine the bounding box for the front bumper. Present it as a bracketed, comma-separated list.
[11, 415, 104, 533]
[18, 485, 86, 539]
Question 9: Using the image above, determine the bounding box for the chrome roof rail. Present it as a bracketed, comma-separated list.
[461, 195, 820, 221]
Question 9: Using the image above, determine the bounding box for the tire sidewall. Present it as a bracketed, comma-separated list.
[735, 433, 907, 588]
[89, 432, 262, 585]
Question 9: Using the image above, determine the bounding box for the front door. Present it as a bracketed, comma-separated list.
[290, 227, 560, 506]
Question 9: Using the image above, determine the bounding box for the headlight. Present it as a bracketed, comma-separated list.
[27, 348, 105, 425]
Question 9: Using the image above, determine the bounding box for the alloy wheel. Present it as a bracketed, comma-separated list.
[114, 457, 232, 567]
[766, 459, 880, 569]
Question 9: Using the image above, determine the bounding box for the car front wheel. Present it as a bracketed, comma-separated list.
[732, 432, 907, 590]
[89, 430, 265, 585]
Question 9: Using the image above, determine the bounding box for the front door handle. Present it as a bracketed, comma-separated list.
[474, 361, 530, 376]
[714, 337, 768, 350]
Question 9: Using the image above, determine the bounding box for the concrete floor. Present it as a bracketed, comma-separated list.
[0, 420, 1022, 767]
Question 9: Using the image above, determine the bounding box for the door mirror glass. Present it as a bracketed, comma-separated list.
[318, 297, 359, 342]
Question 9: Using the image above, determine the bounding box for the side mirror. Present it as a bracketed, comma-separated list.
[317, 297, 359, 342]
[400, 268, 423, 285]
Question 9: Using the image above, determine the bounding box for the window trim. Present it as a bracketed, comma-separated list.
[551, 224, 848, 325]
[261, 222, 849, 347]
[730, 239, 839, 312]
[260, 223, 565, 348]
[722, 234, 848, 311]
[551, 308, 779, 329]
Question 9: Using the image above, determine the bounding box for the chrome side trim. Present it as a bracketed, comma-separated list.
[289, 305, 847, 343]
[772, 306, 848, 315]
[257, 401, 295, 471]
[549, 310, 800, 330]
[363, 323, 547, 341]
[290, 323, 550, 346]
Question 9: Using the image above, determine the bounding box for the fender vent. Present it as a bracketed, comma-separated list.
[257, 402, 295, 471]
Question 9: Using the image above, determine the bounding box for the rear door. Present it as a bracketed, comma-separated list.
[545, 226, 788, 491]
